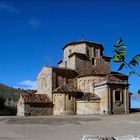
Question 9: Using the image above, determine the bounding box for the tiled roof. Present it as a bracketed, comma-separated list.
[111, 71, 128, 78]
[94, 73, 128, 87]
[78, 71, 129, 79]
[102, 72, 128, 82]
[78, 92, 100, 101]
[21, 94, 51, 104]
[77, 67, 108, 77]
[103, 74, 120, 82]
[62, 40, 104, 50]
[51, 67, 78, 78]
[77, 73, 107, 77]
[53, 85, 100, 100]
[53, 84, 82, 94]
[47, 66, 76, 72]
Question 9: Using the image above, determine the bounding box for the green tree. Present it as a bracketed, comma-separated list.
[113, 38, 140, 93]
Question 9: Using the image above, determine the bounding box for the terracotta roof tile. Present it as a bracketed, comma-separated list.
[77, 67, 108, 77]
[53, 84, 82, 93]
[21, 94, 51, 104]
[111, 71, 128, 78]
[102, 72, 128, 82]
[78, 92, 100, 101]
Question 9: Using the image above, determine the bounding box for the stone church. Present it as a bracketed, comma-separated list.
[17, 40, 130, 116]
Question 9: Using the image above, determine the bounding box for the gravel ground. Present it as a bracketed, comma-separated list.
[0, 113, 140, 140]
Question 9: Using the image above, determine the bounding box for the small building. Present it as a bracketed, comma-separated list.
[17, 94, 53, 116]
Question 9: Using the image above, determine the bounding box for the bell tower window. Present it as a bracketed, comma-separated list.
[86, 47, 89, 56]
[93, 48, 96, 57]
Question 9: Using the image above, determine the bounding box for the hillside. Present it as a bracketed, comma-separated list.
[0, 83, 36, 102]
[0, 83, 36, 115]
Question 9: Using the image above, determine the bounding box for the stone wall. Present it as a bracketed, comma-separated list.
[76, 100, 100, 115]
[94, 85, 109, 114]
[64, 44, 86, 61]
[17, 95, 53, 116]
[17, 97, 24, 116]
[24, 103, 53, 116]
[52, 68, 77, 89]
[37, 67, 52, 99]
[77, 76, 104, 93]
[68, 55, 76, 70]
[53, 93, 76, 115]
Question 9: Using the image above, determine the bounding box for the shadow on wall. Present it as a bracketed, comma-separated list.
[0, 106, 17, 116]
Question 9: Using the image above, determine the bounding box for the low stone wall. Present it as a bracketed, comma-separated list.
[24, 103, 53, 116]
[76, 100, 100, 115]
[82, 135, 140, 140]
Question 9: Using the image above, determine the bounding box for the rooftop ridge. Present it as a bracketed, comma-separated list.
[62, 40, 104, 50]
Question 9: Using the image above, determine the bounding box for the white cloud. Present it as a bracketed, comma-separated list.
[18, 80, 37, 90]
[131, 93, 140, 102]
[28, 18, 41, 29]
[0, 2, 19, 13]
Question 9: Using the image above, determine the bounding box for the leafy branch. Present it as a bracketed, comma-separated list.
[113, 39, 140, 93]
[113, 38, 140, 75]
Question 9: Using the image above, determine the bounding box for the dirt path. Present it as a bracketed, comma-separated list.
[0, 113, 140, 140]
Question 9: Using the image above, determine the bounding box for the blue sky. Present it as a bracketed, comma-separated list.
[0, 0, 140, 107]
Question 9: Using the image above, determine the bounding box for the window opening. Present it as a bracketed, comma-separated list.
[115, 91, 121, 101]
[68, 95, 71, 100]
[91, 58, 95, 65]
[86, 48, 89, 56]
